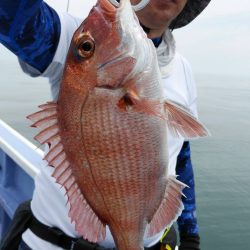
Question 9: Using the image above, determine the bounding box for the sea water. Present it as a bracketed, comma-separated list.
[192, 74, 250, 250]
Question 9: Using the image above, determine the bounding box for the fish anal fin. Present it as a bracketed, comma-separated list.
[164, 100, 210, 139]
[147, 176, 186, 237]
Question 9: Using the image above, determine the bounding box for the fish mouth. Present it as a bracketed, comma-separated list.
[97, 0, 137, 72]
[99, 0, 124, 13]
[98, 0, 117, 14]
[99, 0, 137, 30]
[99, 0, 131, 13]
[96, 0, 150, 84]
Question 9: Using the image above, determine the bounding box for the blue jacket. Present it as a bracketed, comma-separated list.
[0, 0, 199, 237]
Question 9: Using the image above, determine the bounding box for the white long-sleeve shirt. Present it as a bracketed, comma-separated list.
[20, 11, 198, 250]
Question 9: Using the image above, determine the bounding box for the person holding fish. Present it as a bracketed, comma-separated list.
[0, 0, 211, 250]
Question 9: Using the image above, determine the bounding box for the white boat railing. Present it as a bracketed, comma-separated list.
[0, 119, 43, 238]
[0, 119, 42, 178]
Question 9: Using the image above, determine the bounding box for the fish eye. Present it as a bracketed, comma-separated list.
[76, 34, 95, 59]
[81, 41, 93, 52]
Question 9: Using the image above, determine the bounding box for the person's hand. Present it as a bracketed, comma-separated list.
[179, 234, 200, 250]
[159, 226, 177, 250]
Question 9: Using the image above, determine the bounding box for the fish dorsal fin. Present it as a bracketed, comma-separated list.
[27, 103, 106, 242]
[147, 176, 186, 237]
[164, 100, 210, 139]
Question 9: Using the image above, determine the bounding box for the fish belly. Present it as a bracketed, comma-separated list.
[74, 88, 168, 249]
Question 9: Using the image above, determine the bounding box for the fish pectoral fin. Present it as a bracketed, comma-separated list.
[117, 89, 166, 119]
[164, 99, 210, 139]
[27, 102, 106, 242]
[147, 176, 187, 237]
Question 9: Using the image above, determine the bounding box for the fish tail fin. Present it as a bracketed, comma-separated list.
[147, 176, 187, 237]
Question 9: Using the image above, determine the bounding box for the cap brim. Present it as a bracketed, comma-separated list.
[170, 0, 211, 29]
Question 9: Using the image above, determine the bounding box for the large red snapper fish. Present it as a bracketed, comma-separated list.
[27, 0, 208, 249]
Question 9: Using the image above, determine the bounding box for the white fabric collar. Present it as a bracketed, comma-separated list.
[156, 29, 176, 78]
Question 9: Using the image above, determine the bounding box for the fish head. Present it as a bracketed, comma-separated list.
[60, 0, 157, 96]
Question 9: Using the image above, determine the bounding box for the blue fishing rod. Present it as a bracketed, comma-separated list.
[66, 0, 70, 12]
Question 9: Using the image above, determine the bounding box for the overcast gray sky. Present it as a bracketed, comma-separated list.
[0, 0, 249, 77]
[174, 0, 250, 77]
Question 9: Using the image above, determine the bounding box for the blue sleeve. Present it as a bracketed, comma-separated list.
[176, 141, 199, 236]
[0, 0, 61, 73]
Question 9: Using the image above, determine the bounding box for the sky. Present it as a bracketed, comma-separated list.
[173, 0, 250, 77]
[0, 0, 250, 78]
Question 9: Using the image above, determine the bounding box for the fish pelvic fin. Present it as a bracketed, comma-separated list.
[164, 99, 210, 139]
[147, 176, 187, 237]
[27, 102, 106, 242]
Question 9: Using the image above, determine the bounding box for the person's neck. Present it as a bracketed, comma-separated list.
[147, 28, 166, 39]
[140, 23, 168, 39]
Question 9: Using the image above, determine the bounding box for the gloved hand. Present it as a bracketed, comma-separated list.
[179, 234, 200, 250]
[159, 226, 177, 250]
